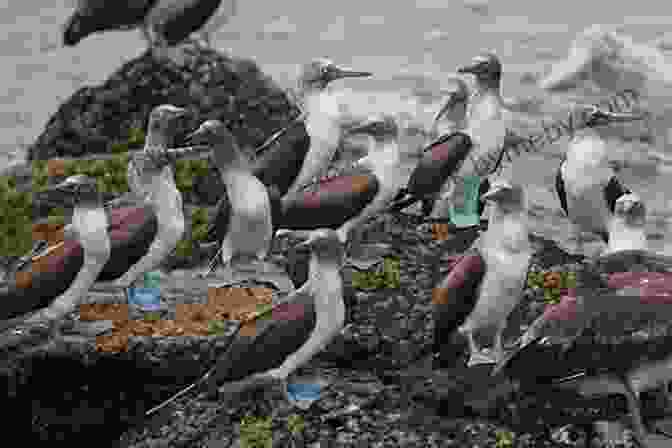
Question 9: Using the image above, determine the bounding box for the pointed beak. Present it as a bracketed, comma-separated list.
[346, 120, 375, 136]
[600, 109, 647, 123]
[433, 91, 467, 126]
[184, 127, 206, 145]
[457, 61, 485, 75]
[480, 186, 505, 202]
[330, 66, 373, 81]
[34, 181, 74, 207]
[295, 235, 317, 249]
[539, 46, 593, 91]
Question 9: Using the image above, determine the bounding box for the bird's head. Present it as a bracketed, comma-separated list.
[34, 174, 100, 208]
[146, 104, 190, 146]
[298, 58, 372, 91]
[458, 52, 502, 89]
[185, 120, 244, 170]
[346, 114, 399, 142]
[614, 193, 646, 223]
[295, 228, 344, 266]
[480, 179, 525, 212]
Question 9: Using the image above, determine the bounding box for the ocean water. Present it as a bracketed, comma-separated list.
[1, 0, 671, 254]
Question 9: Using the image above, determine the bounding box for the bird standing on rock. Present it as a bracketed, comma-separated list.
[277, 115, 402, 268]
[456, 180, 532, 366]
[185, 120, 274, 281]
[18, 175, 110, 340]
[202, 229, 345, 401]
[554, 104, 645, 255]
[390, 53, 514, 230]
[202, 59, 372, 264]
[63, 0, 235, 62]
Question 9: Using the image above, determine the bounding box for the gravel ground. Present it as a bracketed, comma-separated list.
[114, 213, 672, 448]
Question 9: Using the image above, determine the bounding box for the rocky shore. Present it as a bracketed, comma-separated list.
[2, 44, 671, 447]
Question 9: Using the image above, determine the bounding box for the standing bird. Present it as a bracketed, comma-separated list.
[555, 104, 645, 255]
[453, 180, 532, 366]
[203, 229, 345, 400]
[15, 176, 110, 339]
[428, 77, 471, 141]
[493, 260, 672, 448]
[185, 120, 274, 280]
[202, 59, 372, 258]
[62, 0, 235, 61]
[606, 193, 648, 255]
[278, 115, 402, 267]
[391, 53, 516, 226]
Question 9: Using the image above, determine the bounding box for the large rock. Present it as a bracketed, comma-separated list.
[28, 43, 301, 205]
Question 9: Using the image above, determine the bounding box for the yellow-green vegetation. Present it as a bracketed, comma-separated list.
[495, 429, 515, 448]
[527, 270, 577, 304]
[239, 414, 273, 448]
[0, 175, 32, 256]
[173, 206, 211, 259]
[207, 319, 229, 336]
[143, 311, 162, 322]
[286, 414, 305, 436]
[111, 127, 146, 153]
[351, 257, 401, 290]
[1, 123, 213, 259]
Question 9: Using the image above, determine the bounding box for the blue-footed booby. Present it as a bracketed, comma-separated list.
[202, 228, 345, 400]
[493, 257, 672, 448]
[450, 180, 532, 367]
[277, 115, 402, 266]
[390, 53, 514, 226]
[63, 0, 233, 59]
[185, 120, 274, 280]
[7, 175, 110, 337]
[554, 104, 645, 254]
[202, 59, 372, 244]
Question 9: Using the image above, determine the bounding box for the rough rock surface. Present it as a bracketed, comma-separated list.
[28, 42, 301, 206]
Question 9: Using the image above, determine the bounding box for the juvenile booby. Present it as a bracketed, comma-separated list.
[10, 175, 110, 338]
[605, 193, 648, 254]
[278, 115, 402, 259]
[444, 180, 532, 367]
[203, 59, 372, 244]
[185, 120, 274, 279]
[493, 263, 672, 448]
[555, 104, 645, 254]
[390, 53, 512, 224]
[63, 0, 232, 59]
[202, 229, 345, 399]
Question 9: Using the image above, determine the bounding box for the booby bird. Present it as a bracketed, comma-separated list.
[202, 59, 372, 245]
[185, 120, 274, 280]
[390, 53, 511, 224]
[555, 104, 645, 254]
[278, 115, 402, 262]
[63, 0, 232, 59]
[8, 175, 110, 337]
[493, 265, 672, 448]
[429, 77, 470, 140]
[450, 180, 532, 367]
[202, 228, 345, 400]
[606, 193, 648, 254]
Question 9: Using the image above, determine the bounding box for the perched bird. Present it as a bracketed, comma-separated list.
[606, 193, 647, 254]
[202, 229, 345, 400]
[11, 175, 110, 339]
[278, 115, 402, 266]
[493, 258, 672, 448]
[391, 53, 514, 225]
[555, 104, 645, 255]
[455, 180, 532, 366]
[202, 59, 372, 250]
[185, 120, 274, 280]
[62, 0, 235, 60]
